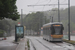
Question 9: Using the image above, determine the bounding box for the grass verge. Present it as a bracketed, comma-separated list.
[27, 39, 30, 50]
[63, 39, 75, 45]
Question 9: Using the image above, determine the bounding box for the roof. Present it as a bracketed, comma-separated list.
[43, 22, 62, 27]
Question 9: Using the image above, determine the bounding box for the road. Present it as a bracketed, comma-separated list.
[26, 36, 75, 50]
[0, 36, 17, 50]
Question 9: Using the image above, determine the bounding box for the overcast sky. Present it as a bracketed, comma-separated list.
[16, 0, 75, 14]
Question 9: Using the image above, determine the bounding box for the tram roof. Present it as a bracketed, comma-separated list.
[43, 22, 62, 27]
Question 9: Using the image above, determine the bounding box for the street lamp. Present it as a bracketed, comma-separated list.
[68, 0, 70, 40]
[58, 0, 60, 22]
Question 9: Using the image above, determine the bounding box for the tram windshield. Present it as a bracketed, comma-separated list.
[54, 27, 62, 35]
[51, 25, 63, 35]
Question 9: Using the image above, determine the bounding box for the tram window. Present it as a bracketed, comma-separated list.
[48, 28, 49, 35]
[63, 27, 64, 30]
[46, 28, 48, 35]
[54, 27, 62, 35]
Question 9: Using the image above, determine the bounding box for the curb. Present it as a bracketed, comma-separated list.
[12, 41, 19, 50]
[15, 42, 20, 50]
[25, 38, 28, 50]
[15, 38, 26, 50]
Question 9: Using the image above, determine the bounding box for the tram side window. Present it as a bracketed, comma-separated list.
[46, 28, 48, 35]
[47, 27, 49, 35]
[49, 27, 51, 34]
[45, 28, 46, 35]
[43, 28, 44, 35]
[43, 28, 45, 35]
[46, 28, 47, 35]
[45, 28, 47, 35]
[48, 28, 50, 35]
[51, 26, 55, 35]
[44, 28, 45, 35]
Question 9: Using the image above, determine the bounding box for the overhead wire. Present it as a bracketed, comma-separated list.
[37, 0, 49, 4]
[41, 0, 60, 11]
[42, 0, 51, 11]
[47, 0, 51, 4]
[60, 0, 67, 4]
[32, 0, 40, 12]
[32, 0, 59, 12]
[51, 0, 58, 7]
[35, 0, 40, 5]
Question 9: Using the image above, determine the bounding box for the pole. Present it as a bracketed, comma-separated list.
[39, 16, 40, 36]
[43, 16, 45, 24]
[68, 0, 70, 40]
[21, 9, 23, 25]
[50, 16, 51, 22]
[30, 24, 31, 35]
[58, 0, 60, 22]
[52, 16, 53, 22]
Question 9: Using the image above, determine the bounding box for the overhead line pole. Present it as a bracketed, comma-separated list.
[68, 0, 70, 41]
[58, 0, 60, 22]
[21, 9, 23, 25]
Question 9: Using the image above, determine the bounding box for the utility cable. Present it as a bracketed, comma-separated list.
[32, 0, 40, 12]
[42, 0, 51, 11]
[60, 0, 67, 4]
[35, 0, 40, 5]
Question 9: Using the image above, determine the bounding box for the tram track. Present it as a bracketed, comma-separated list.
[36, 39, 51, 50]
[29, 39, 36, 50]
[26, 36, 75, 50]
[38, 37, 74, 50]
[29, 38, 50, 50]
[51, 42, 74, 50]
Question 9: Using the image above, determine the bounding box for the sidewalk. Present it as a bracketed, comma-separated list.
[0, 36, 27, 50]
[16, 37, 27, 50]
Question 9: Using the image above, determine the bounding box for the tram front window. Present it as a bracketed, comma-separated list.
[54, 27, 62, 35]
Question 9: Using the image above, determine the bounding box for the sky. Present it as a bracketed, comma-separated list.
[16, 0, 75, 14]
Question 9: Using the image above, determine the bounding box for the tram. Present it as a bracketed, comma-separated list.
[43, 22, 64, 42]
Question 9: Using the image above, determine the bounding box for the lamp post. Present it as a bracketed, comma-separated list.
[21, 9, 23, 25]
[58, 0, 60, 22]
[52, 16, 53, 22]
[68, 0, 70, 40]
[50, 16, 51, 22]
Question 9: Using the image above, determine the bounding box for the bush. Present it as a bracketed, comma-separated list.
[0, 29, 4, 37]
[27, 39, 30, 50]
